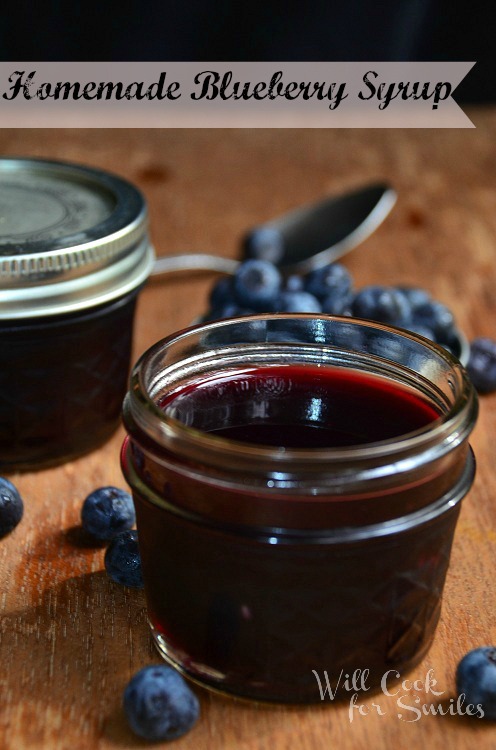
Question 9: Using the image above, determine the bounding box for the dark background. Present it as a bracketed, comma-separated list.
[1, 0, 493, 102]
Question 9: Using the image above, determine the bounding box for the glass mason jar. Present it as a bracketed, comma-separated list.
[121, 314, 478, 704]
[0, 157, 154, 470]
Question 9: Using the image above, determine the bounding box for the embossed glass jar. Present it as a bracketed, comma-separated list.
[121, 314, 477, 703]
[0, 157, 154, 469]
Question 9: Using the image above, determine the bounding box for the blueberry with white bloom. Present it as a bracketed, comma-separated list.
[205, 303, 255, 322]
[81, 486, 135, 542]
[466, 337, 496, 393]
[351, 285, 411, 326]
[395, 285, 432, 311]
[243, 226, 285, 265]
[0, 477, 23, 538]
[403, 322, 436, 341]
[124, 664, 200, 741]
[104, 530, 144, 588]
[284, 274, 304, 292]
[274, 290, 321, 313]
[411, 300, 456, 344]
[304, 263, 353, 302]
[321, 290, 353, 316]
[232, 258, 282, 310]
[208, 275, 235, 310]
[456, 646, 496, 719]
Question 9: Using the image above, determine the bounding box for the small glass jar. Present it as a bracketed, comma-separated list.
[121, 314, 478, 704]
[0, 157, 154, 470]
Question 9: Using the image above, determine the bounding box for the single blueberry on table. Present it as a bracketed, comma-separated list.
[124, 664, 200, 741]
[81, 486, 135, 542]
[0, 477, 24, 538]
[232, 259, 282, 310]
[466, 337, 496, 394]
[104, 530, 144, 588]
[456, 646, 496, 719]
[351, 285, 411, 326]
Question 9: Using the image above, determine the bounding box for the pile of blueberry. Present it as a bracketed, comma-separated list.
[202, 258, 496, 393]
[204, 258, 461, 354]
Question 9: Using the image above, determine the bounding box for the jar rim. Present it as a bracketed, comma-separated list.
[124, 314, 478, 477]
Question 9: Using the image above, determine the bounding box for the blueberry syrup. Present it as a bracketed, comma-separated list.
[161, 364, 440, 449]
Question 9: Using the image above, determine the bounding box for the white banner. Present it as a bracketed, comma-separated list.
[0, 62, 475, 128]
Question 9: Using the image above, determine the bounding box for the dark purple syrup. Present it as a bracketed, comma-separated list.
[0, 291, 138, 470]
[162, 364, 440, 448]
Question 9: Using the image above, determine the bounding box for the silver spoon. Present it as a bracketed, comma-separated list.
[150, 182, 397, 278]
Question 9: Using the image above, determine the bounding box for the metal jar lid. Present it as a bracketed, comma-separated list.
[0, 157, 155, 319]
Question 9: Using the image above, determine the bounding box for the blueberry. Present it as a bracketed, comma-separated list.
[104, 530, 144, 588]
[456, 646, 496, 719]
[284, 274, 304, 292]
[243, 226, 285, 265]
[440, 328, 465, 359]
[204, 303, 256, 322]
[321, 289, 353, 316]
[124, 664, 200, 741]
[403, 322, 436, 341]
[81, 486, 135, 542]
[212, 303, 255, 320]
[466, 337, 496, 393]
[232, 259, 282, 310]
[304, 263, 353, 302]
[0, 477, 23, 538]
[395, 285, 432, 310]
[351, 285, 411, 326]
[274, 290, 321, 313]
[208, 276, 235, 309]
[411, 300, 456, 344]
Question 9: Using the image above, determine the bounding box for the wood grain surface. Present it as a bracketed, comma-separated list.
[1, 118, 496, 749]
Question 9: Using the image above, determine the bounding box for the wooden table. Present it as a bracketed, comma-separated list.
[1, 119, 496, 749]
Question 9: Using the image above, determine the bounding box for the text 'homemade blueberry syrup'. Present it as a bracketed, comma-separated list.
[160, 364, 441, 449]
